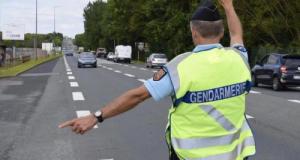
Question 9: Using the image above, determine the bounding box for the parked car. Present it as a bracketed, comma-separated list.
[77, 52, 97, 68]
[251, 53, 300, 91]
[107, 52, 115, 61]
[146, 53, 168, 68]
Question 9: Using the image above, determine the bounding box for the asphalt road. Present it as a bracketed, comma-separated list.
[0, 55, 299, 160]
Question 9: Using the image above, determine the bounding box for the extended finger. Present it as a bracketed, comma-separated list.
[59, 120, 75, 128]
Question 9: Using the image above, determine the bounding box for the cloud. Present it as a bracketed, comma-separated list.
[0, 0, 98, 38]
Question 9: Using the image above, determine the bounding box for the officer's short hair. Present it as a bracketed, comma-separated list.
[190, 20, 224, 39]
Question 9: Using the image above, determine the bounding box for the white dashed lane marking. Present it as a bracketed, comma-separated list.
[124, 73, 135, 78]
[131, 66, 136, 69]
[72, 92, 85, 101]
[76, 111, 98, 128]
[138, 79, 146, 83]
[246, 114, 255, 119]
[114, 70, 121, 73]
[70, 82, 79, 87]
[250, 91, 261, 94]
[67, 72, 72, 75]
[140, 68, 147, 71]
[107, 68, 113, 70]
[68, 76, 75, 80]
[288, 100, 300, 104]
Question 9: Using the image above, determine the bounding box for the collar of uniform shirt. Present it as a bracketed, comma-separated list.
[193, 43, 223, 53]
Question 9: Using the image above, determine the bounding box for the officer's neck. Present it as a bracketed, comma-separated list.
[194, 38, 221, 46]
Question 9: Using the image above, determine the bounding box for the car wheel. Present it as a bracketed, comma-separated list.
[251, 74, 258, 87]
[272, 77, 282, 91]
[77, 63, 81, 68]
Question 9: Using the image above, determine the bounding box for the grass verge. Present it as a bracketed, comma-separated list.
[0, 54, 62, 78]
[132, 60, 145, 64]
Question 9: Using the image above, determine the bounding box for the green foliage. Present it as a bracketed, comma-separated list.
[75, 0, 300, 64]
[0, 53, 62, 78]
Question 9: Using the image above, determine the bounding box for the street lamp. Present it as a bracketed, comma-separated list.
[53, 6, 60, 53]
[34, 0, 38, 60]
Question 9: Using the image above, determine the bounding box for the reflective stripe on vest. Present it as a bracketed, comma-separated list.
[201, 105, 236, 131]
[171, 121, 251, 150]
[185, 136, 255, 160]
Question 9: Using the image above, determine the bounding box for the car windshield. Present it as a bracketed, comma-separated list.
[153, 54, 166, 58]
[80, 53, 94, 58]
[284, 58, 300, 67]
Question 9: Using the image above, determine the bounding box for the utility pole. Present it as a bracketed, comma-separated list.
[34, 0, 38, 60]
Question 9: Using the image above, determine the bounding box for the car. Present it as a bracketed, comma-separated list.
[77, 52, 97, 68]
[251, 53, 300, 91]
[146, 53, 168, 68]
[106, 52, 115, 61]
[96, 48, 107, 58]
[64, 51, 73, 56]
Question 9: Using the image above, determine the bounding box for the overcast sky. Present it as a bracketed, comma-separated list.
[0, 0, 104, 38]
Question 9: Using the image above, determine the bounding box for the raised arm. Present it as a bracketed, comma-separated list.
[219, 0, 244, 45]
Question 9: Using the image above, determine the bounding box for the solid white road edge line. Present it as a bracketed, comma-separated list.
[70, 82, 79, 87]
[138, 79, 146, 83]
[288, 100, 300, 104]
[68, 76, 75, 80]
[72, 92, 85, 101]
[124, 73, 135, 78]
[76, 110, 98, 128]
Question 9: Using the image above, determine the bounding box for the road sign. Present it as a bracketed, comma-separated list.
[2, 24, 25, 40]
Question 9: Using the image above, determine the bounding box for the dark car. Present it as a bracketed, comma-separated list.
[77, 52, 97, 68]
[251, 53, 300, 90]
[64, 51, 73, 56]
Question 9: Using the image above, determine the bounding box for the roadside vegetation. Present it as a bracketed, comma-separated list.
[74, 0, 300, 66]
[0, 53, 62, 78]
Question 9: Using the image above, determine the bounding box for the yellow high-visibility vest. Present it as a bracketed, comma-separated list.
[164, 47, 256, 160]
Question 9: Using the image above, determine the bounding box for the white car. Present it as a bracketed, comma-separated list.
[107, 52, 116, 61]
[146, 53, 168, 68]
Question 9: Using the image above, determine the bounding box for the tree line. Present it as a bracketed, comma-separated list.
[74, 0, 300, 65]
[0, 32, 63, 48]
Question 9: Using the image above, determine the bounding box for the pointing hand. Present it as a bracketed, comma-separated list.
[59, 115, 98, 135]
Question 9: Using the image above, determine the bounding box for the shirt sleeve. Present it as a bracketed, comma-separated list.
[144, 72, 174, 102]
[231, 43, 249, 61]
